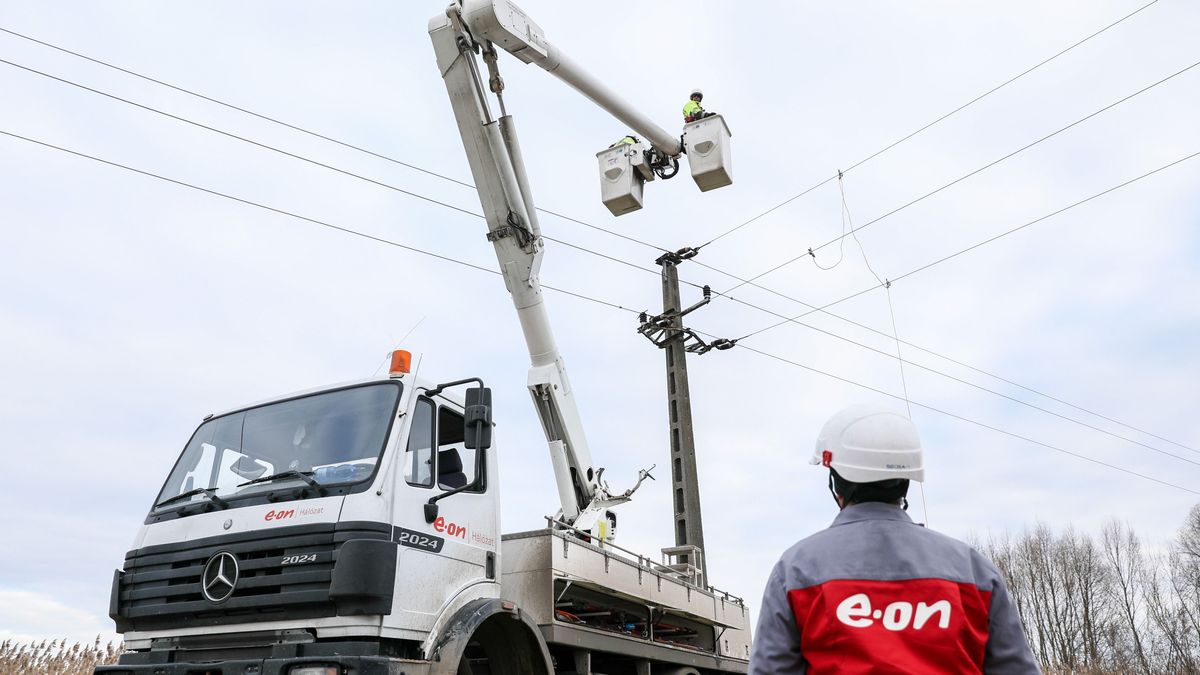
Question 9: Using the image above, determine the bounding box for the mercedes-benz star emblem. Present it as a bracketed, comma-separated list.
[201, 551, 239, 603]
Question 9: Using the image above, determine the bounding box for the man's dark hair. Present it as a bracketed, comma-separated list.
[829, 469, 910, 506]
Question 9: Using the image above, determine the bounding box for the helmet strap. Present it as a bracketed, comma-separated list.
[828, 470, 848, 510]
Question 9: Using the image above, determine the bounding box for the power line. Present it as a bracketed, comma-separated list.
[14, 54, 1196, 459]
[8, 31, 1193, 459]
[0, 25, 674, 256]
[725, 57, 1200, 294]
[711, 293, 1200, 465]
[0, 58, 488, 218]
[686, 311, 1200, 491]
[11, 26, 1180, 454]
[0, 28, 476, 187]
[0, 128, 640, 317]
[736, 148, 1200, 339]
[0, 57, 671, 283]
[733, 343, 1200, 497]
[697, 262, 1200, 454]
[9, 125, 1194, 496]
[696, 0, 1163, 250]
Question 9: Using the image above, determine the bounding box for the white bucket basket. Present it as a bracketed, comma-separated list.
[596, 142, 647, 216]
[684, 114, 733, 192]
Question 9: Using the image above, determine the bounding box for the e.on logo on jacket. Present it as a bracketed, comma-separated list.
[787, 578, 992, 672]
[835, 590, 952, 631]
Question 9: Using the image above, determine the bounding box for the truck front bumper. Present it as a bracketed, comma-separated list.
[95, 655, 432, 675]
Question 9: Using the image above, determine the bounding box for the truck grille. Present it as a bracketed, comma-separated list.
[114, 521, 391, 631]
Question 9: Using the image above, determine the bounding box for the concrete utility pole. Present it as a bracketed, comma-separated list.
[638, 248, 736, 585]
[659, 252, 707, 581]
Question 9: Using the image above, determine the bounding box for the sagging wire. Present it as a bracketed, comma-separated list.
[808, 170, 851, 271]
[814, 174, 927, 523]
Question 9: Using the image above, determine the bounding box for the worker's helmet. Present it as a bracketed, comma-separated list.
[690, 88, 704, 100]
[811, 404, 924, 483]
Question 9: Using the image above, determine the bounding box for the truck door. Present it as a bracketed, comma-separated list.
[391, 395, 499, 631]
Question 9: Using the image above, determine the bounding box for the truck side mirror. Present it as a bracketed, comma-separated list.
[464, 387, 493, 450]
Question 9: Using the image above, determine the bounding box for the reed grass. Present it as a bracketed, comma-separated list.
[0, 638, 121, 674]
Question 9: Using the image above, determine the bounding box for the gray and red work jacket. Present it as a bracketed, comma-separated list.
[749, 502, 1039, 674]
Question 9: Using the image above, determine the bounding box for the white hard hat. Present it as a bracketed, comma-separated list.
[811, 404, 924, 483]
[690, 88, 704, 99]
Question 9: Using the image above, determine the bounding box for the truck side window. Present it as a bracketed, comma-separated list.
[404, 398, 435, 487]
[437, 406, 484, 492]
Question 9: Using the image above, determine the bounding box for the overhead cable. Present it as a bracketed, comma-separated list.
[696, 0, 1163, 249]
[0, 57, 668, 282]
[735, 148, 1200, 341]
[8, 27, 1181, 455]
[0, 26, 673, 255]
[6, 34, 1193, 456]
[724, 57, 1200, 294]
[0, 129, 639, 316]
[8, 126, 1194, 495]
[691, 254, 1200, 454]
[733, 343, 1200, 497]
[712, 293, 1200, 466]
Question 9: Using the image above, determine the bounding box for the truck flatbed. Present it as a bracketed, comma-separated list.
[503, 527, 750, 672]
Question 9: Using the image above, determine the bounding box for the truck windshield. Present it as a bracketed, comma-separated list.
[153, 383, 400, 511]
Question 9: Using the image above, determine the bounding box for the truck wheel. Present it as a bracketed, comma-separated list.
[432, 599, 552, 675]
[454, 611, 549, 675]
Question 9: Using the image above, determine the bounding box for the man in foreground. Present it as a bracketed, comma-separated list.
[749, 405, 1039, 674]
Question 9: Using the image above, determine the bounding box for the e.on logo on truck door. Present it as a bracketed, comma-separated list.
[431, 516, 467, 539]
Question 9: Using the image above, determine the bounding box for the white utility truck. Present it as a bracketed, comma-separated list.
[97, 2, 743, 674]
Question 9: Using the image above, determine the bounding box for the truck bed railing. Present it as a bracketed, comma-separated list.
[543, 516, 745, 606]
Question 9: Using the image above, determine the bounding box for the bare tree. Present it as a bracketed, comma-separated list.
[1101, 521, 1152, 673]
[1155, 505, 1200, 673]
[976, 508, 1200, 674]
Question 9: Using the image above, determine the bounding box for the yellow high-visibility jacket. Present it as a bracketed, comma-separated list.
[683, 100, 704, 121]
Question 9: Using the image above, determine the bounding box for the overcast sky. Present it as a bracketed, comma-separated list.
[1, 0, 1198, 645]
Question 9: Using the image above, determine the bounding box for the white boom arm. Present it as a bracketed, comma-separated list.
[458, 0, 682, 158]
[429, 1, 658, 536]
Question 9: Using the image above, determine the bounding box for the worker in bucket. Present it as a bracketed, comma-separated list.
[748, 405, 1039, 674]
[609, 134, 640, 148]
[683, 88, 712, 123]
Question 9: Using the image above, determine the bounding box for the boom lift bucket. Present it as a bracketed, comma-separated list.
[596, 141, 649, 216]
[684, 114, 733, 191]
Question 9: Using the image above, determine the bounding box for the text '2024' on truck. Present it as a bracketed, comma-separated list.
[97, 1, 741, 674]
